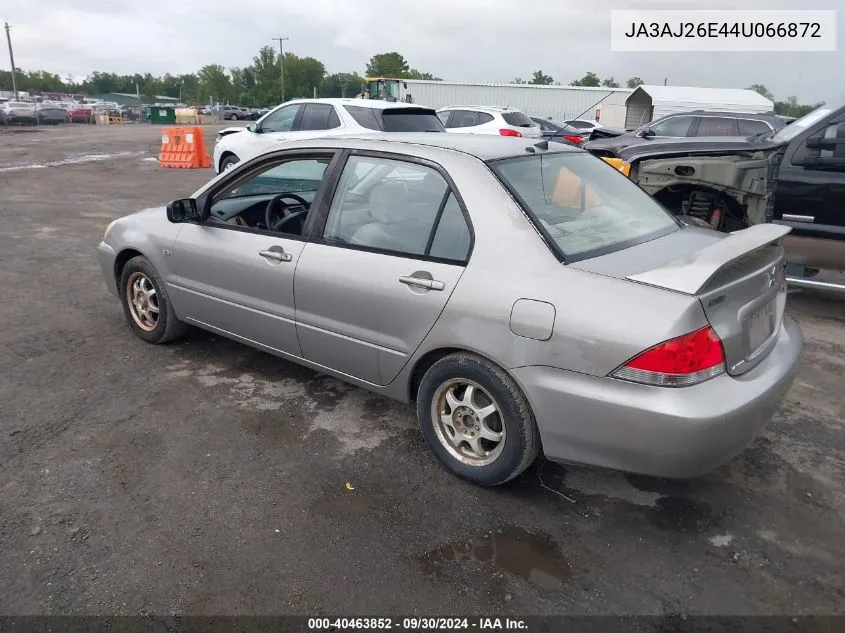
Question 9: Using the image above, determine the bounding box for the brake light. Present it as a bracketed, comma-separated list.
[563, 135, 583, 145]
[499, 128, 522, 137]
[612, 326, 725, 387]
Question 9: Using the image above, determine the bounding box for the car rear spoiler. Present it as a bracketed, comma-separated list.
[626, 224, 792, 295]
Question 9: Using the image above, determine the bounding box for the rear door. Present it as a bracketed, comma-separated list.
[293, 152, 473, 385]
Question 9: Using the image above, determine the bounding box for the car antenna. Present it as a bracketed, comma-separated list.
[534, 140, 549, 150]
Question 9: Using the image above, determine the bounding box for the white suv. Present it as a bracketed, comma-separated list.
[436, 106, 542, 139]
[212, 98, 445, 173]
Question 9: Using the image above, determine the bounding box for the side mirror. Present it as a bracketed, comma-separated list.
[247, 122, 258, 133]
[166, 198, 199, 223]
[637, 129, 654, 138]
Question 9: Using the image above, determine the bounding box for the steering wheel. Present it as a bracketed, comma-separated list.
[274, 210, 308, 235]
[265, 193, 310, 232]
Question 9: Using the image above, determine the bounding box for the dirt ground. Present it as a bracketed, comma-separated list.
[0, 124, 843, 617]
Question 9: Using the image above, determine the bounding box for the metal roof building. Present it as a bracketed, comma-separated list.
[624, 85, 775, 129]
[405, 80, 633, 127]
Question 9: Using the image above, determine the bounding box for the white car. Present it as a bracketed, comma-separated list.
[212, 98, 446, 173]
[563, 119, 606, 133]
[436, 106, 542, 139]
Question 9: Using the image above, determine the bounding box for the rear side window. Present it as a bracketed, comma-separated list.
[738, 119, 772, 136]
[344, 105, 381, 130]
[695, 117, 739, 137]
[449, 110, 479, 127]
[491, 153, 678, 260]
[502, 111, 534, 128]
[381, 109, 445, 132]
[429, 194, 471, 262]
[298, 103, 340, 131]
[478, 112, 494, 124]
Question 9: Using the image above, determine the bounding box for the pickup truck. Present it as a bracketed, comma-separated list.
[585, 100, 845, 292]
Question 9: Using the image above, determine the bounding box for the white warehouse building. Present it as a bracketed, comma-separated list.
[405, 80, 633, 128]
[623, 85, 776, 130]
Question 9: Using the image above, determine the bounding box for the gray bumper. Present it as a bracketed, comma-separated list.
[97, 241, 118, 297]
[510, 316, 803, 478]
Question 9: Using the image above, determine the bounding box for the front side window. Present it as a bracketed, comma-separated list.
[207, 157, 332, 234]
[260, 104, 301, 133]
[649, 115, 694, 137]
[491, 152, 679, 260]
[323, 155, 468, 259]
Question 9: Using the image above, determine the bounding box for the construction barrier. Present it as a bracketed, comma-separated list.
[159, 126, 212, 169]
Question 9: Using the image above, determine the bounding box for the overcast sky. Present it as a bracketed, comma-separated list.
[5, 0, 843, 103]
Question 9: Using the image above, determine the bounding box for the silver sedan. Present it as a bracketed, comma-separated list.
[97, 133, 803, 486]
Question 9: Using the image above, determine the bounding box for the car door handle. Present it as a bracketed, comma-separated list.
[258, 249, 292, 262]
[399, 276, 445, 291]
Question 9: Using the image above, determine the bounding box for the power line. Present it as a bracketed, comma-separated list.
[4, 22, 17, 99]
[271, 36, 290, 103]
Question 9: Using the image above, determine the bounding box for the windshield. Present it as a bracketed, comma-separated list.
[772, 103, 833, 143]
[491, 152, 679, 260]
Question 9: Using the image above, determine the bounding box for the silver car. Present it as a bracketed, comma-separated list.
[97, 134, 803, 486]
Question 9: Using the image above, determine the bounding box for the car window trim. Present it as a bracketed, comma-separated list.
[309, 148, 476, 266]
[193, 149, 343, 242]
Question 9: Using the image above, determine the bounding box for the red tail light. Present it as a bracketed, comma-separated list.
[563, 135, 583, 145]
[499, 128, 522, 137]
[612, 326, 725, 387]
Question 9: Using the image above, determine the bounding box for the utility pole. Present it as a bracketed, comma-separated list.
[5, 22, 17, 100]
[272, 36, 290, 103]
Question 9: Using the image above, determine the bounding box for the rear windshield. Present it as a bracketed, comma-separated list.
[491, 153, 679, 260]
[502, 111, 534, 128]
[343, 105, 445, 132]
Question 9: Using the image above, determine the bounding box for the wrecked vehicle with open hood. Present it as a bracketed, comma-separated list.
[585, 100, 845, 292]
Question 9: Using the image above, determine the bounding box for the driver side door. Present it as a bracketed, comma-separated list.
[169, 151, 339, 357]
[238, 103, 304, 162]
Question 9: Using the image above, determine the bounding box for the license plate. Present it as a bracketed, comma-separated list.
[747, 302, 775, 353]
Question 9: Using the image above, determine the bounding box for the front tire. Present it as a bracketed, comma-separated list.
[119, 256, 187, 344]
[416, 352, 541, 486]
[220, 154, 240, 172]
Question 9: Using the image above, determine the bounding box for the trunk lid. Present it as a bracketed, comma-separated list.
[571, 224, 791, 376]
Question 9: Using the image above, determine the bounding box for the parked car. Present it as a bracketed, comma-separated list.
[36, 103, 70, 125]
[563, 119, 605, 133]
[529, 116, 589, 146]
[436, 106, 542, 139]
[584, 110, 788, 153]
[585, 100, 845, 290]
[67, 104, 94, 123]
[212, 98, 445, 173]
[98, 133, 802, 486]
[1, 101, 38, 125]
[216, 105, 245, 121]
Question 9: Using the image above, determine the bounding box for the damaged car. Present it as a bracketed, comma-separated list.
[585, 100, 845, 289]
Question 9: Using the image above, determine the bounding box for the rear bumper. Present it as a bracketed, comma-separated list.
[510, 316, 803, 478]
[97, 241, 119, 297]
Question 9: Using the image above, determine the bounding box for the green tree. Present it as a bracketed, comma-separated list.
[569, 71, 601, 87]
[407, 69, 442, 80]
[321, 72, 364, 98]
[601, 77, 620, 88]
[365, 52, 410, 78]
[626, 76, 644, 89]
[748, 84, 774, 101]
[511, 77, 526, 84]
[197, 64, 233, 104]
[284, 54, 326, 99]
[529, 70, 554, 85]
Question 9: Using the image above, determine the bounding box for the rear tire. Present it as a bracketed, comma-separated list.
[416, 352, 541, 486]
[119, 256, 188, 344]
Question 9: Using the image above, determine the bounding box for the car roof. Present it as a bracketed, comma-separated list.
[281, 98, 432, 111]
[280, 132, 581, 161]
[437, 105, 521, 114]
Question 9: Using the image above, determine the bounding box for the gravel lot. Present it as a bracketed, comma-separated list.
[0, 124, 843, 617]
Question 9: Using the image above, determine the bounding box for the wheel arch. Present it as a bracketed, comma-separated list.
[113, 248, 146, 292]
[407, 346, 517, 404]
